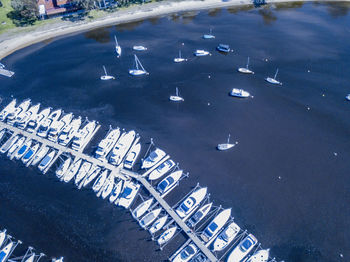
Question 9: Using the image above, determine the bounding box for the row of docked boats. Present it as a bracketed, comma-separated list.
[0, 98, 100, 152]
[0, 229, 63, 262]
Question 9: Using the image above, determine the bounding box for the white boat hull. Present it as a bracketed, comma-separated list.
[238, 67, 254, 74]
[265, 77, 282, 85]
[129, 69, 148, 76]
[169, 96, 184, 102]
[101, 75, 115, 80]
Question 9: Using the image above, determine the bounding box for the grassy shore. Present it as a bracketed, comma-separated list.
[0, 0, 15, 33]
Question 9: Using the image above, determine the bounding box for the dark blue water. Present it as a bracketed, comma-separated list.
[1, 2, 350, 261]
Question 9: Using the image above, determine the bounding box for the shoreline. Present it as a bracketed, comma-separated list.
[0, 0, 348, 60]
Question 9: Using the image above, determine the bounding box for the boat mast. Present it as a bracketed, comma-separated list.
[103, 65, 107, 76]
[246, 57, 250, 69]
[136, 55, 146, 72]
[227, 134, 231, 144]
[179, 50, 182, 58]
[134, 54, 139, 70]
[274, 68, 279, 79]
[176, 87, 179, 97]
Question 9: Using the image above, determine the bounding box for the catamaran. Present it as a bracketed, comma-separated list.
[217, 134, 235, 151]
[203, 28, 215, 39]
[226, 234, 258, 262]
[133, 45, 147, 51]
[265, 68, 282, 85]
[194, 50, 210, 57]
[169, 87, 184, 102]
[230, 88, 250, 98]
[174, 50, 187, 63]
[238, 57, 254, 74]
[115, 35, 121, 57]
[100, 65, 115, 80]
[129, 54, 148, 76]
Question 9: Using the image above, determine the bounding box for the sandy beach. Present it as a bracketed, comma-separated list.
[0, 0, 348, 60]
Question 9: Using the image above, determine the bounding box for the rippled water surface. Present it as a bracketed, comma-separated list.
[1, 2, 350, 262]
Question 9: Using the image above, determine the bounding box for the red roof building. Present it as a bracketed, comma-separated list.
[37, 0, 78, 17]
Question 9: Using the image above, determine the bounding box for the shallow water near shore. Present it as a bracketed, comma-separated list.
[1, 2, 350, 262]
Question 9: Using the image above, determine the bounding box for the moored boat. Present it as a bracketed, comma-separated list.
[7, 136, 25, 157]
[226, 234, 258, 262]
[172, 243, 198, 262]
[26, 107, 51, 133]
[201, 208, 231, 243]
[157, 226, 177, 246]
[22, 143, 40, 164]
[72, 120, 97, 151]
[109, 179, 123, 203]
[57, 117, 82, 146]
[230, 89, 250, 98]
[0, 242, 14, 262]
[6, 99, 31, 125]
[141, 148, 166, 169]
[176, 187, 207, 220]
[47, 113, 73, 142]
[109, 130, 136, 166]
[15, 103, 40, 129]
[92, 170, 108, 193]
[63, 158, 82, 183]
[216, 44, 230, 53]
[238, 57, 254, 74]
[212, 221, 240, 251]
[157, 170, 183, 196]
[123, 142, 141, 169]
[14, 139, 32, 160]
[246, 249, 270, 262]
[95, 128, 120, 160]
[82, 166, 101, 188]
[133, 45, 147, 51]
[56, 157, 72, 179]
[186, 202, 212, 228]
[118, 181, 141, 209]
[148, 159, 175, 181]
[100, 173, 114, 199]
[129, 54, 148, 76]
[139, 208, 162, 229]
[75, 161, 92, 186]
[149, 215, 168, 235]
[37, 109, 62, 138]
[0, 134, 19, 154]
[194, 50, 210, 57]
[38, 150, 56, 172]
[265, 68, 282, 85]
[30, 146, 49, 166]
[132, 198, 154, 219]
[0, 99, 16, 121]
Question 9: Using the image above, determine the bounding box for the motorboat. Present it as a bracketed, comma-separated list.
[203, 28, 215, 39]
[109, 130, 136, 166]
[22, 143, 40, 164]
[217, 134, 235, 151]
[92, 170, 108, 193]
[47, 113, 73, 142]
[149, 215, 168, 235]
[157, 226, 177, 246]
[38, 150, 56, 172]
[0, 134, 19, 154]
[238, 57, 254, 74]
[75, 161, 92, 186]
[132, 198, 154, 219]
[123, 142, 141, 169]
[15, 103, 40, 129]
[7, 136, 25, 157]
[101, 174, 114, 199]
[63, 158, 82, 183]
[37, 109, 62, 138]
[139, 208, 162, 229]
[0, 229, 6, 248]
[56, 157, 72, 179]
[174, 50, 187, 63]
[95, 128, 120, 160]
[30, 146, 49, 166]
[191, 253, 207, 262]
[176, 187, 207, 219]
[194, 50, 210, 57]
[216, 44, 230, 53]
[82, 166, 101, 188]
[0, 99, 16, 122]
[72, 120, 97, 151]
[186, 202, 213, 228]
[129, 54, 149, 76]
[172, 243, 198, 262]
[212, 221, 240, 251]
[246, 249, 270, 262]
[226, 234, 258, 262]
[118, 181, 141, 209]
[201, 208, 231, 243]
[109, 180, 123, 203]
[169, 87, 184, 102]
[265, 68, 282, 85]
[14, 139, 32, 160]
[133, 45, 147, 51]
[157, 170, 183, 195]
[230, 88, 250, 98]
[346, 94, 350, 101]
[148, 159, 175, 181]
[26, 107, 51, 133]
[115, 35, 122, 57]
[52, 258, 64, 262]
[6, 99, 31, 125]
[0, 129, 6, 142]
[57, 117, 82, 146]
[0, 242, 14, 262]
[141, 148, 166, 169]
[100, 65, 115, 80]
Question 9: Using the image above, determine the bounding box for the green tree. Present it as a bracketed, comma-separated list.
[8, 0, 38, 26]
[75, 0, 95, 10]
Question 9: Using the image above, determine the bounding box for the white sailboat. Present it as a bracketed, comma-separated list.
[115, 35, 121, 57]
[265, 68, 282, 85]
[203, 28, 215, 39]
[149, 215, 168, 235]
[132, 198, 154, 219]
[100, 66, 115, 80]
[169, 87, 184, 102]
[157, 226, 177, 246]
[174, 50, 187, 63]
[230, 88, 250, 98]
[133, 45, 147, 51]
[129, 54, 148, 76]
[238, 57, 254, 74]
[217, 134, 235, 151]
[346, 94, 350, 101]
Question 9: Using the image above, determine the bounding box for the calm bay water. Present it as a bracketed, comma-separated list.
[1, 2, 350, 262]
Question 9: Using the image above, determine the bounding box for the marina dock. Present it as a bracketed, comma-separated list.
[0, 68, 15, 77]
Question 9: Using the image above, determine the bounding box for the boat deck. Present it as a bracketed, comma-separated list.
[0, 68, 15, 77]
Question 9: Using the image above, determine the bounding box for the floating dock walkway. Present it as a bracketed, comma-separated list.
[0, 68, 15, 77]
[0, 120, 219, 262]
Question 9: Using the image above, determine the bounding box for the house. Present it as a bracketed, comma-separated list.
[37, 0, 78, 18]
